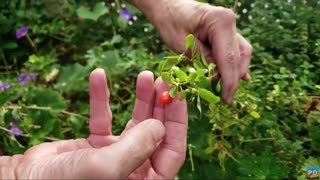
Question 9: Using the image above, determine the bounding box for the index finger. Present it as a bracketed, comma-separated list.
[207, 7, 241, 103]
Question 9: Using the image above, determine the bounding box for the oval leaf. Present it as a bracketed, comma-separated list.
[185, 34, 196, 51]
[189, 72, 198, 83]
[161, 72, 172, 84]
[169, 85, 178, 98]
[174, 69, 188, 82]
[199, 88, 220, 104]
[180, 89, 186, 100]
[195, 76, 210, 88]
[250, 111, 261, 119]
[193, 60, 206, 70]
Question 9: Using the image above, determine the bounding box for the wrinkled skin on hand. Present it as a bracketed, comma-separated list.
[0, 69, 188, 179]
[151, 0, 253, 103]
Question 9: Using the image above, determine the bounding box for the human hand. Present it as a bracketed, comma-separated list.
[141, 0, 252, 103]
[0, 68, 188, 179]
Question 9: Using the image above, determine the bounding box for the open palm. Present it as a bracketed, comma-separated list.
[11, 69, 188, 179]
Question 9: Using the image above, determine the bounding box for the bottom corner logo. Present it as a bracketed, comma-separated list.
[306, 166, 320, 179]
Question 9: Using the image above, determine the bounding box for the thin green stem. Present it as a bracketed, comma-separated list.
[5, 105, 89, 121]
[233, 0, 239, 12]
[241, 138, 275, 142]
[25, 34, 38, 54]
[61, 110, 89, 121]
[114, 0, 122, 11]
[0, 48, 9, 72]
[188, 144, 195, 172]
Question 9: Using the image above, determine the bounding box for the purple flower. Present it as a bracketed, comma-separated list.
[8, 127, 23, 136]
[19, 74, 28, 85]
[12, 117, 18, 125]
[0, 83, 10, 89]
[120, 10, 133, 21]
[19, 73, 36, 85]
[29, 73, 37, 80]
[16, 26, 29, 39]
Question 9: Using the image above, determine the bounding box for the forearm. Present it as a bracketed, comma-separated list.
[127, 0, 171, 25]
[128, 0, 201, 31]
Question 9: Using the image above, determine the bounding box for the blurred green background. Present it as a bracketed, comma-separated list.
[0, 0, 319, 179]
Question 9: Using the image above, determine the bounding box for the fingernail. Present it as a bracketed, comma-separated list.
[224, 95, 232, 104]
[246, 74, 252, 81]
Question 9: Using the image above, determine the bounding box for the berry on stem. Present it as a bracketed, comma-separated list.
[160, 91, 173, 105]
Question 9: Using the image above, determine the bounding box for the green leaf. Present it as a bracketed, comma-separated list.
[216, 80, 221, 92]
[161, 72, 172, 84]
[69, 116, 85, 137]
[196, 95, 202, 115]
[26, 87, 67, 113]
[193, 60, 206, 70]
[27, 110, 57, 143]
[56, 63, 88, 93]
[218, 150, 226, 171]
[0, 42, 17, 49]
[189, 72, 198, 83]
[77, 2, 109, 21]
[205, 146, 216, 154]
[199, 88, 220, 104]
[158, 60, 166, 72]
[195, 69, 208, 76]
[250, 111, 261, 119]
[93, 2, 109, 17]
[101, 50, 120, 72]
[174, 69, 188, 82]
[200, 49, 208, 67]
[185, 34, 196, 51]
[195, 76, 210, 88]
[111, 35, 122, 44]
[159, 58, 180, 72]
[238, 151, 289, 179]
[51, 120, 65, 139]
[180, 89, 186, 100]
[208, 63, 216, 74]
[169, 85, 178, 98]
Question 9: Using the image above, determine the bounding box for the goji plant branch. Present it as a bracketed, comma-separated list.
[25, 34, 38, 54]
[241, 138, 275, 142]
[5, 105, 89, 121]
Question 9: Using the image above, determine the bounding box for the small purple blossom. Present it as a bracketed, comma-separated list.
[16, 26, 30, 39]
[0, 83, 10, 89]
[7, 127, 23, 136]
[19, 73, 37, 85]
[19, 74, 28, 85]
[12, 117, 18, 125]
[29, 73, 37, 80]
[120, 10, 133, 21]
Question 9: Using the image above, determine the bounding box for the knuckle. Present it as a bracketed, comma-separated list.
[214, 7, 236, 25]
[243, 44, 253, 59]
[226, 50, 240, 64]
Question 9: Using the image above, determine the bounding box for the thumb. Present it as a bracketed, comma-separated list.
[95, 119, 165, 179]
